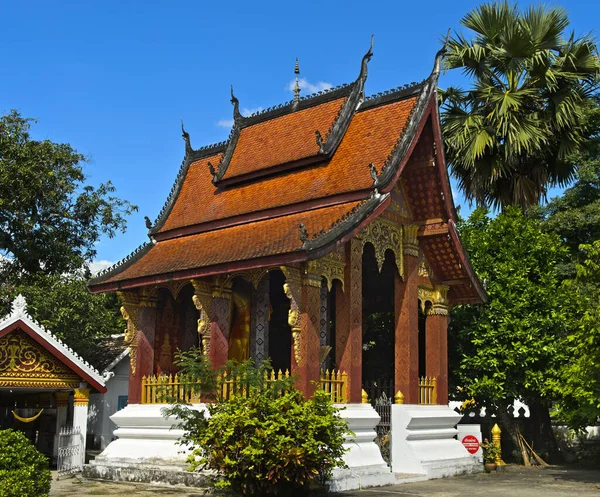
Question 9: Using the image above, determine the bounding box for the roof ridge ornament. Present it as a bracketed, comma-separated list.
[293, 58, 301, 105]
[433, 29, 451, 78]
[181, 120, 193, 156]
[372, 31, 450, 190]
[230, 85, 244, 125]
[314, 35, 374, 156]
[358, 35, 374, 83]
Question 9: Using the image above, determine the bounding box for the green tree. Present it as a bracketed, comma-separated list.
[551, 241, 600, 429]
[544, 98, 600, 276]
[449, 207, 573, 458]
[0, 110, 136, 277]
[441, 2, 600, 210]
[0, 110, 133, 368]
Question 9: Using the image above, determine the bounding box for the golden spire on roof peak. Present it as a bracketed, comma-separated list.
[293, 58, 301, 103]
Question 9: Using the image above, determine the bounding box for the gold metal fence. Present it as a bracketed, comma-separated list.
[141, 369, 348, 404]
[320, 370, 348, 403]
[418, 376, 437, 405]
[140, 373, 202, 404]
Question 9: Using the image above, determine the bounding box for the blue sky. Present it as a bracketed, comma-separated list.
[2, 1, 598, 271]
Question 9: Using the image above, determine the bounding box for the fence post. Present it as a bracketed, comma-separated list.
[395, 390, 404, 404]
[361, 389, 369, 404]
[491, 423, 505, 465]
[432, 377, 437, 405]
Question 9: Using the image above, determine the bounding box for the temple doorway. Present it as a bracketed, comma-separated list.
[267, 270, 292, 372]
[361, 244, 396, 388]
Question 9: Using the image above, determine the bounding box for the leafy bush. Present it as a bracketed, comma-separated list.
[165, 352, 350, 496]
[0, 429, 51, 497]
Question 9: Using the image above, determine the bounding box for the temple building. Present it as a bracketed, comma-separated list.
[86, 40, 485, 487]
[0, 295, 106, 463]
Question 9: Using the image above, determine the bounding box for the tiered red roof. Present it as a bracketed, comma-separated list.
[89, 44, 485, 305]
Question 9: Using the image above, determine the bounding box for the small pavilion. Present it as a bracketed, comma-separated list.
[0, 295, 107, 461]
[86, 41, 485, 486]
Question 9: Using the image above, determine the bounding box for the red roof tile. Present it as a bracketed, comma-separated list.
[158, 97, 418, 234]
[100, 202, 361, 285]
[224, 97, 346, 180]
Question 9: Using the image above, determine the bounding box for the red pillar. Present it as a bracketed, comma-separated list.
[294, 274, 322, 397]
[208, 287, 232, 370]
[394, 228, 419, 404]
[120, 292, 157, 404]
[426, 307, 449, 405]
[335, 238, 363, 403]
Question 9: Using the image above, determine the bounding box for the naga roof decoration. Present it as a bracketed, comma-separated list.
[208, 37, 374, 186]
[0, 295, 107, 392]
[89, 40, 485, 305]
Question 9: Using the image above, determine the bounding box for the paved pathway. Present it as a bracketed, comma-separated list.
[50, 466, 600, 497]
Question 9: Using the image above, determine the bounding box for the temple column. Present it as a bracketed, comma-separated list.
[335, 238, 363, 403]
[252, 276, 270, 365]
[119, 290, 157, 404]
[425, 286, 449, 405]
[192, 278, 232, 370]
[53, 391, 69, 459]
[394, 225, 419, 404]
[73, 386, 90, 456]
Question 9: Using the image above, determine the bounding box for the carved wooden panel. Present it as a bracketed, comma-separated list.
[0, 330, 80, 388]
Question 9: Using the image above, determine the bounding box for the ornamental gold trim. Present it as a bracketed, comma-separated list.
[357, 218, 403, 276]
[403, 225, 420, 258]
[74, 388, 90, 406]
[307, 256, 345, 291]
[418, 285, 450, 315]
[0, 330, 81, 387]
[118, 292, 141, 376]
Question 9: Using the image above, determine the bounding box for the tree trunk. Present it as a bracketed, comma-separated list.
[529, 399, 561, 463]
[497, 404, 525, 463]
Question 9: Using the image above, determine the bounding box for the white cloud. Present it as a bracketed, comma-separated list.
[287, 78, 333, 95]
[241, 106, 264, 117]
[217, 119, 234, 128]
[89, 260, 115, 275]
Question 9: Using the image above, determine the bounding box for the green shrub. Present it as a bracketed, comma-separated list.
[165, 352, 350, 496]
[0, 429, 52, 497]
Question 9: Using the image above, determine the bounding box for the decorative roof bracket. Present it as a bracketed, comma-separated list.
[372, 32, 449, 190]
[316, 35, 374, 157]
[181, 120, 194, 157]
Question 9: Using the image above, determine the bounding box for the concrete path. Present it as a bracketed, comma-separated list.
[50, 466, 600, 497]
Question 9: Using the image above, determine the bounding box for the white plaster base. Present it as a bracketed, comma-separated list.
[87, 402, 397, 491]
[390, 404, 481, 479]
[329, 404, 397, 492]
[89, 403, 205, 466]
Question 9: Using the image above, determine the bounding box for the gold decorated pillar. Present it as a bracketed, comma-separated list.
[395, 225, 419, 404]
[282, 265, 322, 398]
[425, 285, 449, 404]
[119, 289, 157, 404]
[192, 278, 233, 370]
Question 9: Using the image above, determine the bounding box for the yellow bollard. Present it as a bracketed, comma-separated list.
[394, 390, 405, 404]
[491, 423, 505, 465]
[361, 389, 369, 404]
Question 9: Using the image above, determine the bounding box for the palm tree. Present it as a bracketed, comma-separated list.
[441, 2, 600, 210]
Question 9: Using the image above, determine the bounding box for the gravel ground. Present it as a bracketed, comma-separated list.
[50, 466, 600, 497]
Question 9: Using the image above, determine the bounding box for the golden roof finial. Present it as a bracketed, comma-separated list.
[293, 58, 301, 103]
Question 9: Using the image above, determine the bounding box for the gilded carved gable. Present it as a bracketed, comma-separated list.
[0, 330, 81, 388]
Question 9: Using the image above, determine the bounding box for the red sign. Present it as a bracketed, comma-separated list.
[462, 435, 480, 454]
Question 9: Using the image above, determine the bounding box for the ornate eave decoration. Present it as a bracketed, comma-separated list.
[307, 255, 346, 291]
[0, 295, 105, 390]
[372, 35, 449, 190]
[418, 285, 450, 315]
[356, 217, 403, 276]
[303, 189, 389, 255]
